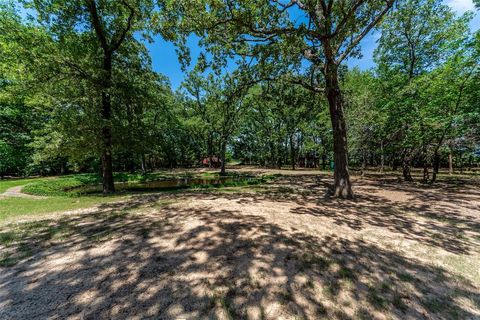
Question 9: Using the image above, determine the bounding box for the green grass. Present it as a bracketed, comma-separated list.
[21, 172, 175, 197]
[20, 172, 273, 197]
[0, 171, 275, 223]
[0, 175, 128, 223]
[0, 195, 124, 223]
[0, 177, 51, 193]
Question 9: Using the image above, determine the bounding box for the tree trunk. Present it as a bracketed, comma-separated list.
[324, 61, 353, 198]
[101, 55, 115, 194]
[361, 150, 366, 178]
[141, 153, 147, 174]
[402, 153, 413, 182]
[460, 153, 463, 173]
[380, 140, 384, 173]
[208, 134, 213, 168]
[422, 144, 429, 184]
[220, 140, 227, 176]
[431, 152, 440, 184]
[449, 151, 453, 175]
[290, 134, 295, 170]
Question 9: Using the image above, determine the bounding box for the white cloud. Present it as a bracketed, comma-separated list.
[446, 0, 475, 14]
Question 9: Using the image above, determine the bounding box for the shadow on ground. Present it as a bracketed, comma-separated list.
[0, 175, 479, 319]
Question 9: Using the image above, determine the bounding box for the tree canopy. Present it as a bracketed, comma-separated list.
[0, 0, 479, 197]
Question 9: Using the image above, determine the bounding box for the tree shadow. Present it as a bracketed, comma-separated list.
[1, 195, 479, 319]
[199, 174, 480, 254]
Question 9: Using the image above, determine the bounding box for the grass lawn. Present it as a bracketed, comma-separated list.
[0, 196, 125, 223]
[0, 170, 268, 223]
[0, 176, 128, 223]
[0, 177, 50, 193]
[0, 169, 479, 319]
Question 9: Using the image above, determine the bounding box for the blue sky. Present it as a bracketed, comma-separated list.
[145, 0, 480, 89]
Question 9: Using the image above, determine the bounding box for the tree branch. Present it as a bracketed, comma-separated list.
[85, 0, 109, 54]
[336, 0, 394, 64]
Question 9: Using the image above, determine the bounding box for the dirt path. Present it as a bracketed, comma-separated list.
[0, 185, 46, 199]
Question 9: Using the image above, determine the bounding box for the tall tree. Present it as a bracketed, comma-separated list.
[162, 0, 395, 198]
[375, 0, 471, 181]
[21, 0, 155, 193]
[183, 69, 252, 175]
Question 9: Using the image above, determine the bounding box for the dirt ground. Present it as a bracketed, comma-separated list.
[1, 169, 479, 319]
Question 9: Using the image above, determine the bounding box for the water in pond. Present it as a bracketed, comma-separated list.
[78, 176, 256, 194]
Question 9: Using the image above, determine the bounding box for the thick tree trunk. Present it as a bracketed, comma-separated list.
[101, 55, 115, 194]
[324, 62, 353, 198]
[448, 152, 453, 175]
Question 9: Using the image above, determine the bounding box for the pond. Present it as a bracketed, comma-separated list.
[77, 176, 258, 194]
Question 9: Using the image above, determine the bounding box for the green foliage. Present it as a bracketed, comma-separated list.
[0, 0, 479, 186]
[21, 172, 273, 197]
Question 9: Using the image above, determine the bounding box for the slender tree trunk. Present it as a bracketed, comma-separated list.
[220, 140, 227, 176]
[431, 152, 440, 184]
[449, 151, 453, 175]
[268, 138, 275, 168]
[422, 144, 429, 184]
[460, 153, 463, 173]
[402, 151, 413, 182]
[141, 153, 147, 174]
[324, 61, 353, 198]
[277, 137, 283, 169]
[290, 134, 295, 170]
[380, 140, 385, 173]
[101, 55, 115, 194]
[207, 134, 213, 168]
[361, 149, 366, 178]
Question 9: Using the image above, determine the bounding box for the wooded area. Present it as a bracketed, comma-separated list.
[1, 0, 479, 198]
[1, 1, 480, 319]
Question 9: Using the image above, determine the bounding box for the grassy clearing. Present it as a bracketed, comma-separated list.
[21, 171, 273, 197]
[0, 177, 51, 193]
[0, 195, 125, 224]
[21, 172, 175, 197]
[0, 171, 275, 223]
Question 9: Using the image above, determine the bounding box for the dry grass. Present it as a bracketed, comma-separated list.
[0, 170, 479, 319]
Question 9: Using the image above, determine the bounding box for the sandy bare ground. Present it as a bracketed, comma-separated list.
[0, 171, 479, 319]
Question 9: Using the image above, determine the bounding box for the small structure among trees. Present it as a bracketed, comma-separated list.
[202, 156, 222, 168]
